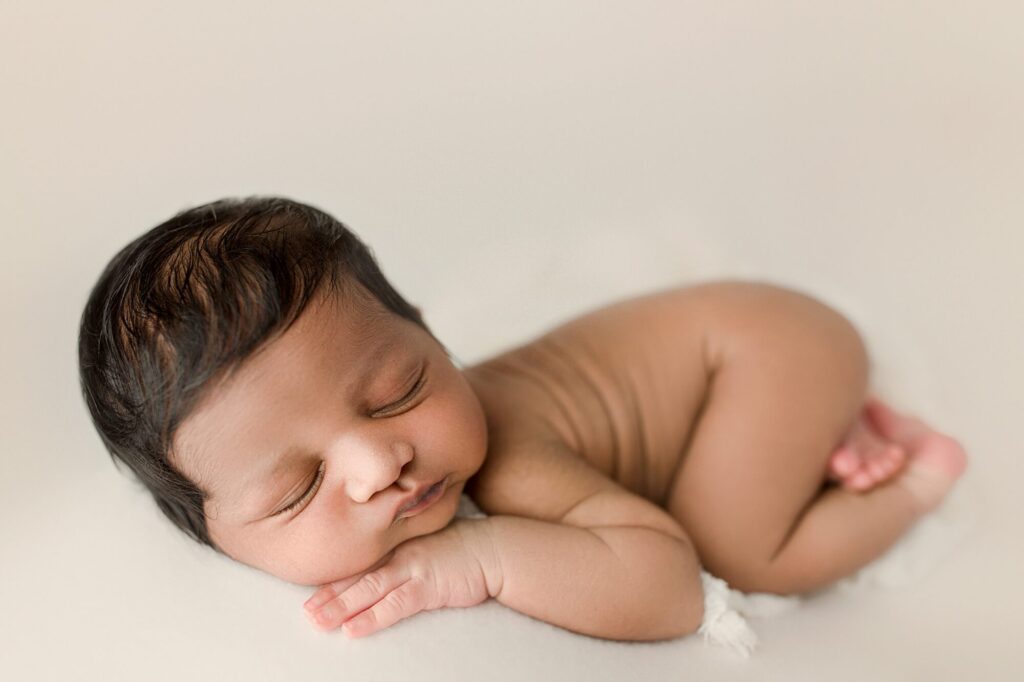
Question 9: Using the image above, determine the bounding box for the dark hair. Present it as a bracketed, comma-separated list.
[77, 196, 439, 551]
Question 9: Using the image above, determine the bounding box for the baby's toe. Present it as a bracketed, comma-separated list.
[844, 470, 874, 491]
[885, 445, 907, 471]
[828, 447, 860, 478]
[867, 457, 893, 483]
[885, 443, 907, 463]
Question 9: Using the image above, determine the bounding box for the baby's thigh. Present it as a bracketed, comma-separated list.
[662, 300, 869, 581]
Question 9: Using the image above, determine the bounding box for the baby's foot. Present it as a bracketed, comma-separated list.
[827, 398, 908, 492]
[862, 396, 969, 512]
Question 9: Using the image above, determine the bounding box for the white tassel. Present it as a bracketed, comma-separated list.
[697, 571, 761, 658]
[697, 570, 802, 657]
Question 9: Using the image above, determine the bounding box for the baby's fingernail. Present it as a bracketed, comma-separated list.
[317, 603, 342, 625]
[304, 592, 331, 611]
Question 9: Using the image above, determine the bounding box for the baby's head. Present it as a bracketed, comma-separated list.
[78, 197, 488, 586]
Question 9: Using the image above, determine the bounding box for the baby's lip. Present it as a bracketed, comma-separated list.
[392, 476, 447, 521]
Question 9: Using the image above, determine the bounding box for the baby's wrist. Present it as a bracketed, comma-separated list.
[454, 517, 505, 599]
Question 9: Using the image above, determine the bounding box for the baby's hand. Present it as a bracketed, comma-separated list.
[302, 519, 496, 637]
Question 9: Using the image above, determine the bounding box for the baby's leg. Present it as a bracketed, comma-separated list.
[664, 296, 965, 595]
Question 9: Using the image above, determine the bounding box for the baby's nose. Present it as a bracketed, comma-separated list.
[344, 440, 415, 503]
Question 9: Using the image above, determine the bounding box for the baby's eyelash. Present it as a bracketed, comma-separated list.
[278, 462, 325, 515]
[379, 369, 426, 413]
[400, 371, 426, 402]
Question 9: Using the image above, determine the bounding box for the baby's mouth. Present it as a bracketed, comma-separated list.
[393, 476, 448, 521]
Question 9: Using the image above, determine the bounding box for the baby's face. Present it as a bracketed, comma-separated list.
[171, 288, 488, 586]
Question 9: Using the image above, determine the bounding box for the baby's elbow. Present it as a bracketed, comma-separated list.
[667, 540, 706, 640]
[592, 526, 706, 642]
[599, 572, 704, 642]
[633, 588, 703, 642]
[665, 581, 705, 641]
[683, 593, 705, 638]
[645, 538, 706, 641]
[643, 563, 705, 642]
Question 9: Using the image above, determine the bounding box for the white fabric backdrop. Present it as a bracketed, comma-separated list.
[2, 2, 1021, 680]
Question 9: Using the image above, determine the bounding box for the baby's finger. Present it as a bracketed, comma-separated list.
[311, 567, 408, 630]
[304, 551, 396, 612]
[304, 574, 363, 612]
[341, 580, 427, 638]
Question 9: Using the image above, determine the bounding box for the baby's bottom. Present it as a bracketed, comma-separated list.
[663, 324, 966, 595]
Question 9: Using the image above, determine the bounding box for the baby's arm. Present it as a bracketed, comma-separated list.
[465, 437, 705, 641]
[469, 503, 703, 641]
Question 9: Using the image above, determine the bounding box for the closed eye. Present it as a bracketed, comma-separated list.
[376, 366, 427, 415]
[275, 461, 325, 516]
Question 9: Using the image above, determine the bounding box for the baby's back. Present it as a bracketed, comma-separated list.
[463, 284, 715, 506]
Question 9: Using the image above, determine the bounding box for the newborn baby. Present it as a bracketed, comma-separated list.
[78, 196, 967, 642]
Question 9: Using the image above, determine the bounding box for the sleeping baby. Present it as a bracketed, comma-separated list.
[77, 196, 967, 641]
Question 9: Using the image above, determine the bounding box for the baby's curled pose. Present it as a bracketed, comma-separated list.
[78, 197, 967, 642]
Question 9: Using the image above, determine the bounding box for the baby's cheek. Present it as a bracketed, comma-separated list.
[449, 382, 488, 459]
[309, 527, 399, 587]
[289, 546, 362, 587]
